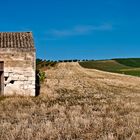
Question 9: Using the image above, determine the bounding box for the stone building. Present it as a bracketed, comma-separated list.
[0, 32, 36, 96]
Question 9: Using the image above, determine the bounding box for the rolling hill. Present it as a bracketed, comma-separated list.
[79, 58, 140, 77]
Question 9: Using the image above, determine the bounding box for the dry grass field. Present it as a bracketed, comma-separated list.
[0, 62, 140, 140]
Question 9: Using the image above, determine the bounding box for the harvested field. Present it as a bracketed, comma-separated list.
[0, 62, 140, 140]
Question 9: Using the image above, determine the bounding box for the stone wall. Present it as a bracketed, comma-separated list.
[0, 48, 36, 96]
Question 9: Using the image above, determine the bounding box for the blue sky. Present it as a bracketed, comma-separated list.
[0, 0, 140, 60]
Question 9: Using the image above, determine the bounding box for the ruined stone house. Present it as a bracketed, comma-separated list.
[0, 32, 36, 96]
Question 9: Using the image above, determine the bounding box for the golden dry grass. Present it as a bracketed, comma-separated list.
[0, 62, 140, 140]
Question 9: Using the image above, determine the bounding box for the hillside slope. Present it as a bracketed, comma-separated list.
[79, 60, 130, 71]
[43, 62, 140, 95]
[114, 58, 140, 67]
[0, 62, 140, 139]
[79, 59, 140, 77]
[40, 62, 140, 139]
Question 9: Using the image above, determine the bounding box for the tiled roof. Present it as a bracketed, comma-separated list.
[0, 32, 34, 49]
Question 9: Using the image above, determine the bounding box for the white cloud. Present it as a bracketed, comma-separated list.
[48, 24, 113, 38]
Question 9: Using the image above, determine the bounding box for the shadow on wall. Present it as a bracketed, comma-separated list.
[35, 70, 40, 96]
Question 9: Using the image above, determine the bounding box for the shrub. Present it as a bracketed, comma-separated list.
[38, 70, 46, 82]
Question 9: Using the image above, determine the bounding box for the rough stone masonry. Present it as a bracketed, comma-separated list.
[0, 32, 36, 96]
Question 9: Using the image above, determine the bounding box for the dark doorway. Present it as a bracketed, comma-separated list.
[35, 70, 40, 96]
[0, 62, 4, 95]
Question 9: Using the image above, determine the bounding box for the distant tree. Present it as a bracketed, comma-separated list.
[73, 59, 78, 62]
[36, 58, 42, 65]
[58, 60, 63, 63]
[68, 60, 73, 62]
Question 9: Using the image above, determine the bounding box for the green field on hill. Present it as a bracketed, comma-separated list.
[79, 58, 140, 77]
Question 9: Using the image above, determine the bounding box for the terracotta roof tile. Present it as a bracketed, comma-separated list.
[0, 32, 34, 48]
